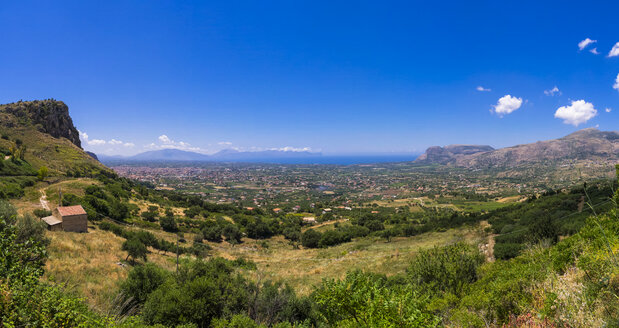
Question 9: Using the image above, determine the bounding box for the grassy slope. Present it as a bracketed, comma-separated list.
[0, 112, 107, 176]
[42, 217, 482, 310]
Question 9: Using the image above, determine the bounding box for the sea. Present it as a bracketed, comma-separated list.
[235, 154, 420, 165]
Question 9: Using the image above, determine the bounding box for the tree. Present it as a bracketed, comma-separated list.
[38, 166, 50, 181]
[122, 237, 148, 263]
[120, 263, 169, 308]
[222, 225, 242, 245]
[160, 215, 178, 232]
[202, 225, 223, 242]
[301, 229, 321, 248]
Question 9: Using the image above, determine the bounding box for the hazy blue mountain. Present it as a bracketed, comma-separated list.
[99, 148, 322, 163]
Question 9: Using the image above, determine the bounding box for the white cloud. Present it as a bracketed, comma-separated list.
[476, 86, 491, 92]
[148, 135, 205, 153]
[88, 139, 106, 145]
[267, 146, 312, 152]
[78, 130, 134, 148]
[218, 141, 233, 146]
[492, 95, 523, 116]
[158, 135, 172, 144]
[578, 38, 596, 50]
[544, 86, 561, 96]
[606, 108, 612, 113]
[609, 42, 619, 57]
[590, 47, 600, 55]
[554, 100, 598, 126]
[613, 73, 619, 92]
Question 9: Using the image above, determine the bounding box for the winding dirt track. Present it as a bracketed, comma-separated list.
[39, 189, 50, 210]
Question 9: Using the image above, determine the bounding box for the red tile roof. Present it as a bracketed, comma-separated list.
[57, 205, 87, 217]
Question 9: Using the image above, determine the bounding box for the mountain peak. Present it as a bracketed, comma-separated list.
[415, 129, 618, 167]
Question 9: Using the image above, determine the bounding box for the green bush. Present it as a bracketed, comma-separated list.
[313, 270, 439, 327]
[120, 263, 170, 309]
[494, 243, 523, 260]
[301, 229, 321, 248]
[407, 242, 485, 296]
[318, 229, 351, 248]
[33, 208, 52, 218]
[159, 215, 178, 232]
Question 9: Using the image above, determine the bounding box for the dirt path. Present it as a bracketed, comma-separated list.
[301, 218, 348, 232]
[486, 234, 497, 262]
[478, 221, 496, 262]
[39, 189, 50, 210]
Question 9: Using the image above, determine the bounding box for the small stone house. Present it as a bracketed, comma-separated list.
[42, 205, 88, 232]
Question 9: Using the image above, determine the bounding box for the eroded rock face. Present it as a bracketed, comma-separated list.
[416, 145, 494, 165]
[0, 99, 81, 148]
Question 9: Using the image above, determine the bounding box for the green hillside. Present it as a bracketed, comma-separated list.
[0, 100, 617, 327]
[0, 100, 110, 199]
[0, 100, 107, 176]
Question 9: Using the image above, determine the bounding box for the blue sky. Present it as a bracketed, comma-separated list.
[1, 0, 618, 155]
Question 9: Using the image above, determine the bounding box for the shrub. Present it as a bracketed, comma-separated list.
[33, 208, 52, 218]
[122, 237, 148, 263]
[407, 242, 485, 296]
[160, 215, 178, 232]
[202, 225, 223, 242]
[313, 270, 439, 327]
[318, 230, 351, 248]
[36, 166, 49, 181]
[120, 263, 169, 309]
[15, 214, 49, 246]
[494, 243, 523, 260]
[222, 225, 242, 244]
[301, 229, 321, 248]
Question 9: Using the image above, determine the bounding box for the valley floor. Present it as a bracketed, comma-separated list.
[43, 222, 483, 312]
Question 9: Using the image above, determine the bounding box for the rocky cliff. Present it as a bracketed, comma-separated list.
[0, 99, 82, 148]
[415, 144, 494, 165]
[415, 128, 619, 167]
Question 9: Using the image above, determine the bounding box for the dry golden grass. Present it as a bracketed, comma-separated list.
[41, 208, 484, 312]
[43, 226, 177, 313]
[496, 195, 525, 203]
[205, 225, 483, 295]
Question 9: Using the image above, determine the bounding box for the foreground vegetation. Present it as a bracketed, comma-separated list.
[1, 103, 617, 326]
[1, 166, 617, 327]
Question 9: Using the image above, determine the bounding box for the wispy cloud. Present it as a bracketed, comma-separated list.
[606, 108, 612, 113]
[218, 141, 233, 146]
[614, 73, 619, 92]
[578, 38, 596, 50]
[554, 100, 597, 126]
[544, 86, 561, 96]
[79, 131, 134, 147]
[492, 95, 523, 117]
[589, 47, 600, 55]
[476, 86, 491, 92]
[267, 146, 313, 152]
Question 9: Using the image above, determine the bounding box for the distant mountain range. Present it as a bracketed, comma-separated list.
[99, 148, 323, 163]
[415, 128, 619, 167]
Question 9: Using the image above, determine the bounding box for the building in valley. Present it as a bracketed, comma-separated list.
[41, 205, 88, 232]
